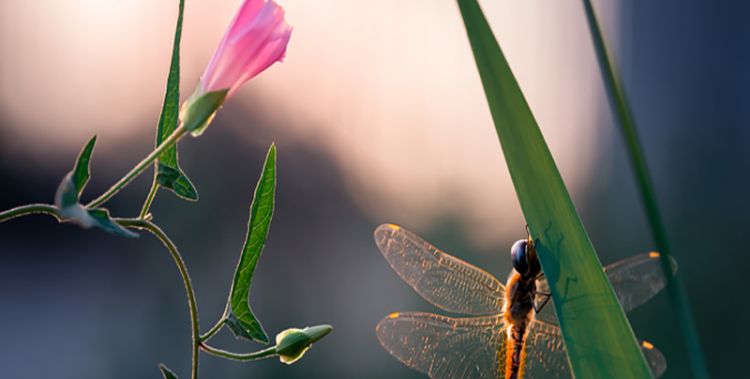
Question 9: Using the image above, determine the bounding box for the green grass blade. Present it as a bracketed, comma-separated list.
[224, 144, 277, 344]
[456, 1, 651, 377]
[154, 0, 198, 201]
[581, 1, 710, 377]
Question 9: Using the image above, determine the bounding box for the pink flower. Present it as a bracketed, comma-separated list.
[200, 0, 292, 98]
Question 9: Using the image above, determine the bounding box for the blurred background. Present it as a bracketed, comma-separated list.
[0, 0, 747, 378]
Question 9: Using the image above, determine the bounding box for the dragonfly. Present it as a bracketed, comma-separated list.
[374, 223, 672, 379]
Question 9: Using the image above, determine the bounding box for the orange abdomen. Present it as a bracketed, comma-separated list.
[503, 273, 536, 379]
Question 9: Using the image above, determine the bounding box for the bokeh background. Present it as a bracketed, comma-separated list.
[1, 0, 748, 378]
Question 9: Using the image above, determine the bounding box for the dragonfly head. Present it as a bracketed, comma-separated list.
[511, 238, 541, 278]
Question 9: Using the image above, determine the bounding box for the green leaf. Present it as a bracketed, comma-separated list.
[54, 203, 138, 238]
[72, 135, 96, 196]
[55, 135, 97, 209]
[179, 89, 228, 137]
[224, 144, 276, 344]
[158, 364, 178, 379]
[456, 1, 650, 378]
[87, 208, 138, 238]
[156, 163, 198, 201]
[154, 0, 198, 201]
[54, 136, 137, 238]
[581, 1, 709, 377]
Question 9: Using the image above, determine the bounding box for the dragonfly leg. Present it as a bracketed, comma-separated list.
[532, 290, 551, 313]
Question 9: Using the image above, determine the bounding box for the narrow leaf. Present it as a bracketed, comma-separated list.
[154, 0, 198, 201]
[158, 364, 178, 379]
[224, 144, 276, 344]
[55, 136, 98, 209]
[581, 1, 709, 376]
[457, 1, 650, 377]
[72, 135, 97, 195]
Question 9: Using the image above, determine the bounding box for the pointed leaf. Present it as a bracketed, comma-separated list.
[54, 136, 137, 238]
[55, 136, 97, 209]
[72, 135, 97, 196]
[158, 364, 178, 379]
[154, 0, 197, 201]
[156, 163, 198, 201]
[457, 1, 650, 377]
[87, 209, 139, 238]
[224, 144, 276, 343]
[582, 1, 708, 376]
[54, 203, 138, 238]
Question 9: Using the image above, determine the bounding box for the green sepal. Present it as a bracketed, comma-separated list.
[154, 0, 197, 201]
[179, 88, 228, 137]
[54, 136, 138, 238]
[223, 144, 276, 344]
[156, 163, 198, 201]
[158, 364, 178, 379]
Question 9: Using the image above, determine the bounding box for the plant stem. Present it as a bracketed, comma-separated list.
[117, 218, 200, 379]
[581, 1, 710, 377]
[0, 203, 59, 222]
[139, 175, 160, 219]
[199, 318, 226, 342]
[199, 342, 277, 361]
[86, 125, 187, 209]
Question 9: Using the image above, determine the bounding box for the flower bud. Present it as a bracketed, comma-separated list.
[274, 324, 332, 364]
[179, 0, 292, 136]
[200, 0, 292, 99]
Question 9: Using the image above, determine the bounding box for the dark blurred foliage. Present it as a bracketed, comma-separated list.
[1, 0, 749, 378]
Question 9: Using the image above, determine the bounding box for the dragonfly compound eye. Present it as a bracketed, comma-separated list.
[511, 239, 529, 275]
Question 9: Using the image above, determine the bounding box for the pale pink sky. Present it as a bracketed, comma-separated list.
[0, 0, 620, 247]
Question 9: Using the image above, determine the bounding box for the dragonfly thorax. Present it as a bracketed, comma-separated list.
[504, 272, 537, 325]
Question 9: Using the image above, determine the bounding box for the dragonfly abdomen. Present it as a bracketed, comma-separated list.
[503, 272, 536, 379]
[505, 322, 530, 379]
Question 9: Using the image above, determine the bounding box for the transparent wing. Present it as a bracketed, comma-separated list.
[534, 252, 677, 324]
[523, 319, 569, 379]
[374, 224, 505, 315]
[640, 340, 667, 378]
[375, 312, 506, 379]
[604, 252, 677, 313]
[524, 319, 667, 378]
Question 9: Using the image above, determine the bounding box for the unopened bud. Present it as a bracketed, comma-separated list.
[274, 324, 332, 364]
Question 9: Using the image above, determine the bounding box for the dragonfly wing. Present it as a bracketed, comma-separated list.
[534, 252, 677, 322]
[604, 252, 677, 313]
[640, 340, 667, 378]
[374, 224, 505, 315]
[524, 319, 668, 378]
[376, 312, 506, 379]
[523, 319, 569, 378]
